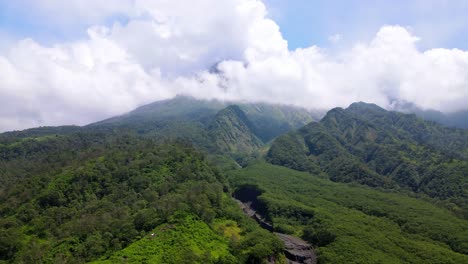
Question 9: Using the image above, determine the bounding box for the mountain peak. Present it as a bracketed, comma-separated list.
[321, 107, 346, 121]
[347, 102, 386, 113]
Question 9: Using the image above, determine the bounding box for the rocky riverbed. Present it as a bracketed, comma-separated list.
[234, 198, 316, 264]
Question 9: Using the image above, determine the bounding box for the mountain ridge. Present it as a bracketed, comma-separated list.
[268, 102, 468, 214]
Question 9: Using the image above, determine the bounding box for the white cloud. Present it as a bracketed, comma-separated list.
[0, 1, 468, 132]
[188, 25, 468, 112]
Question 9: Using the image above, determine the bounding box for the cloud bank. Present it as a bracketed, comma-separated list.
[0, 0, 467, 131]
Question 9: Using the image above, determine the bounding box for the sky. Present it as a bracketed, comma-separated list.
[0, 0, 467, 131]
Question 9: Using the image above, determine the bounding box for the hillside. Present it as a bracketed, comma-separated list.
[391, 100, 468, 129]
[209, 105, 263, 153]
[90, 95, 314, 145]
[414, 109, 468, 129]
[0, 134, 284, 263]
[0, 96, 317, 263]
[228, 163, 468, 263]
[268, 102, 468, 215]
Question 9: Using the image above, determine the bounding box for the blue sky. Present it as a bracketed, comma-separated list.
[2, 0, 468, 50]
[0, 1, 128, 44]
[265, 0, 468, 50]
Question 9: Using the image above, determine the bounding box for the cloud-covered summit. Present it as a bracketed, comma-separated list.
[0, 0, 467, 131]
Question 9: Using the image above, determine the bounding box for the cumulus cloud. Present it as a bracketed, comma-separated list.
[0, 0, 467, 131]
[190, 25, 468, 112]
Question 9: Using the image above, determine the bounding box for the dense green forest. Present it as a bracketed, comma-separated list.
[228, 163, 468, 263]
[268, 102, 468, 217]
[0, 96, 313, 263]
[90, 95, 315, 154]
[0, 134, 283, 263]
[1, 97, 467, 263]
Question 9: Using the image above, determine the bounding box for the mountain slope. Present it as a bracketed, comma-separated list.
[268, 102, 468, 214]
[228, 163, 468, 263]
[0, 135, 284, 263]
[209, 105, 262, 153]
[87, 96, 315, 155]
[92, 95, 225, 126]
[346, 102, 468, 158]
[391, 100, 468, 129]
[415, 109, 468, 129]
[238, 103, 314, 142]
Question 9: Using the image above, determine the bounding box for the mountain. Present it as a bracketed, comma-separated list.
[412, 109, 468, 129]
[209, 105, 262, 153]
[390, 100, 468, 129]
[92, 95, 226, 127]
[237, 103, 320, 142]
[94, 95, 314, 138]
[268, 102, 468, 213]
[88, 96, 315, 155]
[0, 126, 81, 145]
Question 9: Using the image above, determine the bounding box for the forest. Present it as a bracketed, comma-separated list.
[0, 134, 284, 263]
[0, 97, 467, 263]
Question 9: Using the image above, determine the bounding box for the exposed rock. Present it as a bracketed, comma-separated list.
[234, 197, 316, 264]
[276, 233, 316, 264]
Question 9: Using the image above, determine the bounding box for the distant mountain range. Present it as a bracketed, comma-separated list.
[390, 100, 468, 129]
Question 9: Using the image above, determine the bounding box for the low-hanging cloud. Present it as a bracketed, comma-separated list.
[0, 0, 467, 132]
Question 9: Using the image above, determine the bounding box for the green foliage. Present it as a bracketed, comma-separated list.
[209, 105, 263, 153]
[1, 136, 217, 261]
[0, 129, 285, 263]
[238, 103, 314, 142]
[2, 98, 466, 263]
[302, 225, 336, 247]
[267, 132, 323, 175]
[267, 103, 468, 214]
[228, 163, 468, 263]
[90, 96, 315, 154]
[233, 229, 284, 264]
[92, 215, 234, 264]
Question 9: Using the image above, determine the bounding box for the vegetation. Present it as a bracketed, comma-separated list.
[209, 105, 263, 153]
[1, 98, 467, 263]
[228, 162, 468, 263]
[92, 215, 234, 264]
[0, 134, 283, 263]
[268, 102, 468, 215]
[80, 96, 316, 169]
[91, 95, 315, 154]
